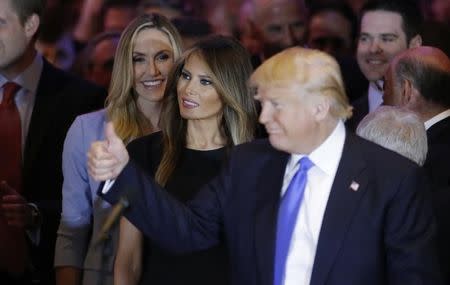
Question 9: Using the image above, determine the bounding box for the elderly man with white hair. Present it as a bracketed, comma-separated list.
[356, 106, 428, 165]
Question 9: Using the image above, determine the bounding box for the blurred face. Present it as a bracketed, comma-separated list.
[357, 11, 408, 82]
[307, 11, 353, 57]
[431, 0, 450, 24]
[133, 28, 174, 103]
[256, 1, 306, 58]
[256, 85, 317, 153]
[0, 0, 34, 78]
[103, 7, 136, 32]
[177, 54, 223, 123]
[86, 37, 119, 89]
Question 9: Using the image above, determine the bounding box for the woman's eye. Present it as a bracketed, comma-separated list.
[156, 53, 170, 61]
[181, 71, 190, 80]
[132, 56, 145, 63]
[200, 78, 212, 86]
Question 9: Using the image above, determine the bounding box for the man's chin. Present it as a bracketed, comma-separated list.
[268, 135, 287, 151]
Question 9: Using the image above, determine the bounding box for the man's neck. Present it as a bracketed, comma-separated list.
[418, 105, 449, 123]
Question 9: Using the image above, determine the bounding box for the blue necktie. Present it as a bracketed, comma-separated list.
[274, 156, 314, 285]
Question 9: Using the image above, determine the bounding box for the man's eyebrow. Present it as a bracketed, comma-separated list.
[380, 33, 399, 37]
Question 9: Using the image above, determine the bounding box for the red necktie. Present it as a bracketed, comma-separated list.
[0, 82, 27, 274]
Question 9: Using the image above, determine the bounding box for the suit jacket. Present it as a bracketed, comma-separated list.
[346, 94, 369, 132]
[104, 132, 442, 285]
[424, 116, 450, 283]
[22, 60, 106, 284]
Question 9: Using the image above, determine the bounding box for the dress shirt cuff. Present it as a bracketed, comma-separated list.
[26, 203, 41, 245]
[101, 179, 116, 194]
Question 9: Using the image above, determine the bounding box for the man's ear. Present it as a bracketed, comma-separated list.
[408, 34, 422, 48]
[312, 96, 331, 121]
[401, 78, 414, 104]
[24, 14, 40, 40]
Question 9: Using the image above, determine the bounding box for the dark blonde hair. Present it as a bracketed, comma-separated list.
[105, 13, 183, 143]
[250, 47, 353, 120]
[155, 35, 257, 185]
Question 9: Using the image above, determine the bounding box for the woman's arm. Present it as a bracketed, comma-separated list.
[114, 217, 143, 285]
[55, 116, 94, 285]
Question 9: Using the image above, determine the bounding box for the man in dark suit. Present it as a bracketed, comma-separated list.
[0, 1, 105, 284]
[383, 45, 450, 283]
[90, 47, 441, 284]
[347, 1, 423, 131]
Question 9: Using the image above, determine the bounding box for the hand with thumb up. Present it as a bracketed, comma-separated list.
[87, 122, 129, 181]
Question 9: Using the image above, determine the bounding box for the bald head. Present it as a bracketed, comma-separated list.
[252, 0, 307, 58]
[402, 46, 450, 70]
[383, 46, 450, 117]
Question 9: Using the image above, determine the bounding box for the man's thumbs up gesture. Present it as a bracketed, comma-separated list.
[88, 122, 129, 181]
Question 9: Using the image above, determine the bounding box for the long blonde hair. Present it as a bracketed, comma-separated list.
[105, 13, 183, 143]
[155, 35, 257, 185]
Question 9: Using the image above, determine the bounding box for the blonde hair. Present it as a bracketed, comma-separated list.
[155, 35, 257, 185]
[250, 47, 352, 120]
[106, 14, 183, 143]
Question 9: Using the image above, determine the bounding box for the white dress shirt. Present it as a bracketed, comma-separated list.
[424, 109, 450, 130]
[0, 55, 43, 155]
[282, 120, 346, 285]
[368, 80, 384, 113]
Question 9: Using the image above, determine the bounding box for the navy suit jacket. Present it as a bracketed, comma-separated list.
[21, 60, 106, 284]
[346, 94, 369, 132]
[104, 132, 441, 285]
[424, 116, 450, 283]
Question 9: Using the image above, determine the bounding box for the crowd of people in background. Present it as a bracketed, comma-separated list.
[1, 0, 450, 284]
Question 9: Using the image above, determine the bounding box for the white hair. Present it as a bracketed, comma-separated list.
[356, 106, 428, 165]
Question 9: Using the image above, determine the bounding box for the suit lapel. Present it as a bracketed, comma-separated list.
[426, 116, 450, 145]
[254, 149, 290, 285]
[310, 134, 369, 285]
[23, 61, 60, 183]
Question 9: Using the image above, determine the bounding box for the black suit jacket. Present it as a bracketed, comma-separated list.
[22, 60, 106, 284]
[424, 116, 450, 283]
[346, 94, 369, 132]
[104, 132, 442, 285]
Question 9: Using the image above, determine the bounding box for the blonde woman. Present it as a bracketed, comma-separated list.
[54, 14, 182, 285]
[90, 35, 257, 285]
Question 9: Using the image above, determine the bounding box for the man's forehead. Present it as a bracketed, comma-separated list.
[255, 0, 305, 19]
[255, 83, 302, 96]
[360, 11, 404, 35]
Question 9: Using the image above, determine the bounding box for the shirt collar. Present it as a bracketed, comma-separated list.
[0, 54, 43, 93]
[368, 81, 384, 112]
[424, 109, 450, 130]
[288, 120, 346, 176]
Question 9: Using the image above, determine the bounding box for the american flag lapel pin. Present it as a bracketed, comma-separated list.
[350, 181, 360, 192]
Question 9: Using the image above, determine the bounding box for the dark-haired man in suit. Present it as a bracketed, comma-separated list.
[0, 0, 105, 284]
[384, 45, 450, 283]
[347, 0, 423, 130]
[90, 47, 442, 285]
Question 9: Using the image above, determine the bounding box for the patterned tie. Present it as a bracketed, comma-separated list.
[273, 156, 314, 285]
[0, 82, 27, 274]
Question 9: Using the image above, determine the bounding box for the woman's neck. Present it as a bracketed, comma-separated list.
[186, 118, 226, 150]
[137, 96, 162, 134]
